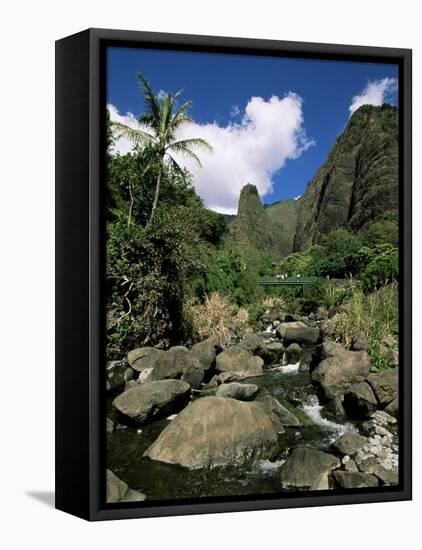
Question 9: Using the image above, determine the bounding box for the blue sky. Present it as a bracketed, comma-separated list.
[107, 47, 398, 213]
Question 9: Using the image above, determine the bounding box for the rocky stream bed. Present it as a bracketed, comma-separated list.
[106, 308, 399, 503]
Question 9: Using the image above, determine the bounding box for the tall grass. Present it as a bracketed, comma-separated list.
[333, 283, 398, 370]
[187, 292, 249, 341]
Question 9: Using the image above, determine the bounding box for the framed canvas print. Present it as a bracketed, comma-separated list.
[55, 28, 412, 521]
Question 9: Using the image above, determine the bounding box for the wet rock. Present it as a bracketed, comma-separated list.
[351, 331, 368, 352]
[106, 360, 135, 394]
[333, 471, 379, 488]
[112, 380, 191, 425]
[191, 338, 217, 372]
[311, 350, 372, 399]
[343, 381, 377, 419]
[275, 321, 307, 339]
[285, 343, 302, 364]
[333, 432, 367, 455]
[216, 346, 264, 378]
[267, 342, 284, 362]
[106, 470, 146, 503]
[284, 326, 320, 346]
[280, 447, 340, 490]
[216, 382, 259, 401]
[367, 370, 398, 405]
[127, 347, 165, 372]
[259, 395, 302, 427]
[144, 396, 284, 469]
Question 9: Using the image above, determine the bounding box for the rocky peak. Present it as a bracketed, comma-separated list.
[294, 104, 398, 251]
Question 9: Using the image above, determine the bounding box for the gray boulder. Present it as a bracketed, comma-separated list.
[285, 343, 302, 364]
[216, 346, 264, 378]
[322, 341, 346, 358]
[216, 382, 259, 401]
[367, 370, 398, 405]
[151, 347, 202, 381]
[180, 367, 205, 389]
[351, 331, 368, 352]
[276, 321, 307, 340]
[144, 396, 284, 469]
[333, 471, 379, 488]
[284, 326, 320, 346]
[384, 396, 399, 418]
[106, 360, 135, 393]
[112, 379, 191, 425]
[316, 306, 329, 320]
[343, 381, 377, 419]
[240, 333, 270, 362]
[190, 338, 217, 372]
[332, 432, 367, 455]
[260, 395, 302, 426]
[127, 347, 165, 372]
[267, 342, 284, 362]
[280, 447, 340, 490]
[106, 470, 146, 503]
[311, 350, 372, 399]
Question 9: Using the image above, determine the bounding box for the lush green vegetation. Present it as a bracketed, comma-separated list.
[275, 219, 398, 290]
[106, 75, 399, 372]
[333, 284, 398, 370]
[106, 77, 273, 354]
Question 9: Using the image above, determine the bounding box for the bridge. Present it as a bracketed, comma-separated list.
[258, 276, 322, 287]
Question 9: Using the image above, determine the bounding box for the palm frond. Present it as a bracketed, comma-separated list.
[167, 141, 203, 166]
[170, 137, 213, 157]
[111, 121, 155, 146]
[166, 154, 188, 180]
[137, 73, 161, 128]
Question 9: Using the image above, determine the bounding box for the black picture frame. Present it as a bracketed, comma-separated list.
[55, 28, 412, 521]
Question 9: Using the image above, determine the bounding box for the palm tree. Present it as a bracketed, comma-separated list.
[112, 74, 212, 223]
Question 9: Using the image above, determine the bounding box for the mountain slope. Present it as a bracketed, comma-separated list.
[265, 198, 302, 253]
[227, 184, 292, 258]
[294, 104, 398, 251]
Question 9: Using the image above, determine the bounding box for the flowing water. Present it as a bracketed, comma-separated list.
[107, 355, 359, 502]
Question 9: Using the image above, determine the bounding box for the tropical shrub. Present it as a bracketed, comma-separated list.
[333, 283, 398, 370]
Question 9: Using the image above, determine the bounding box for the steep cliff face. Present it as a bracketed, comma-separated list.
[228, 184, 292, 257]
[265, 197, 302, 253]
[294, 104, 398, 252]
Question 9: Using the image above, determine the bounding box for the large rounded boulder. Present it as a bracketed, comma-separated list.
[215, 382, 259, 401]
[311, 350, 372, 399]
[112, 379, 191, 425]
[144, 396, 285, 469]
[215, 346, 264, 378]
[280, 447, 340, 490]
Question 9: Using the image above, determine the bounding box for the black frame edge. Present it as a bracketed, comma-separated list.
[55, 29, 92, 520]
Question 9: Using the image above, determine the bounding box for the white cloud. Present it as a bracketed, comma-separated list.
[230, 104, 240, 117]
[349, 77, 398, 116]
[108, 93, 314, 214]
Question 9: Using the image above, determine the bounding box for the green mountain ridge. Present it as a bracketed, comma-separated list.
[294, 104, 398, 251]
[217, 104, 398, 260]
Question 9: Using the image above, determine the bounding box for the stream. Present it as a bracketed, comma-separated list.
[107, 354, 359, 501]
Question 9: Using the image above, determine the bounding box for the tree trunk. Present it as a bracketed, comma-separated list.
[150, 155, 163, 223]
